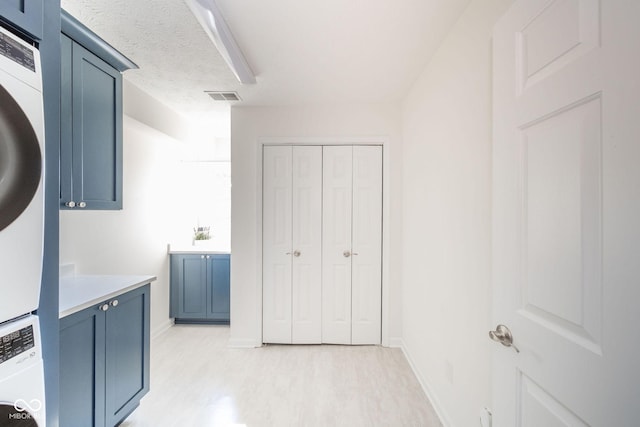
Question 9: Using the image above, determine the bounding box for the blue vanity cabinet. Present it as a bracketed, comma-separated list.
[0, 0, 43, 40]
[170, 254, 231, 324]
[60, 285, 150, 427]
[208, 254, 231, 321]
[60, 10, 137, 210]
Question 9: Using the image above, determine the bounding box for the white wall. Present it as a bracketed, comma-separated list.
[60, 81, 231, 337]
[400, 0, 512, 426]
[229, 104, 403, 347]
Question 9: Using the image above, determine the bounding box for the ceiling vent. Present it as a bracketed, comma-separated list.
[206, 91, 241, 102]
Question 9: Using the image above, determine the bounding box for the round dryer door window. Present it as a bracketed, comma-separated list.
[0, 83, 42, 232]
[0, 403, 39, 426]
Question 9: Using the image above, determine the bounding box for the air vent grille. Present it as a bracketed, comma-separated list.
[205, 91, 241, 101]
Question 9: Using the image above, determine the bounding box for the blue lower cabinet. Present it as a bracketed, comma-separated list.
[60, 285, 150, 427]
[60, 300, 106, 427]
[170, 254, 230, 324]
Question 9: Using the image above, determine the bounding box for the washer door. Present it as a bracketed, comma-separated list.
[0, 83, 42, 232]
[0, 403, 39, 426]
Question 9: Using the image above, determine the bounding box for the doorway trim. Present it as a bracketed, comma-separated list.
[255, 136, 392, 346]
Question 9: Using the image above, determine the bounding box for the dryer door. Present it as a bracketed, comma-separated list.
[0, 83, 41, 231]
[0, 403, 39, 426]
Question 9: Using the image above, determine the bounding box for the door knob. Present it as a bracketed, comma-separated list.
[489, 324, 519, 353]
[293, 250, 301, 257]
[343, 250, 351, 258]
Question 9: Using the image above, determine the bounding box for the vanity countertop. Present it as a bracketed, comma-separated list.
[167, 243, 230, 254]
[59, 274, 156, 318]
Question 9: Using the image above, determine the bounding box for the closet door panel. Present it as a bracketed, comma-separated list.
[351, 146, 383, 344]
[291, 146, 322, 343]
[322, 146, 353, 344]
[263, 146, 293, 343]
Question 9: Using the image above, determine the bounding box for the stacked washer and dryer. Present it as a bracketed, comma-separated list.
[0, 24, 47, 426]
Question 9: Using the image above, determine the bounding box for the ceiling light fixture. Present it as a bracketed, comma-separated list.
[185, 0, 256, 84]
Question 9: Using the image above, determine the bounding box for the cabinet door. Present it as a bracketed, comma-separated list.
[208, 254, 230, 321]
[105, 285, 150, 427]
[60, 305, 106, 427]
[60, 34, 74, 205]
[0, 0, 43, 40]
[175, 255, 208, 319]
[71, 41, 123, 209]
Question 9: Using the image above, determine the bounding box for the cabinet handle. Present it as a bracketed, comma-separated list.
[201, 255, 205, 259]
[110, 299, 119, 308]
[78, 201, 87, 208]
[206, 255, 210, 259]
[65, 201, 76, 208]
[99, 303, 109, 312]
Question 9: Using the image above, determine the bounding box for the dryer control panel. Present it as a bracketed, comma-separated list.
[0, 31, 35, 71]
[0, 324, 35, 364]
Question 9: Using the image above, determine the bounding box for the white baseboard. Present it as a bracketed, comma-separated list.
[399, 339, 452, 427]
[228, 338, 262, 348]
[387, 336, 403, 348]
[151, 319, 173, 340]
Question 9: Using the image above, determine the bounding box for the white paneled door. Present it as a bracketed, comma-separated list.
[263, 146, 322, 344]
[263, 145, 382, 345]
[323, 146, 382, 345]
[321, 146, 353, 344]
[492, 1, 640, 425]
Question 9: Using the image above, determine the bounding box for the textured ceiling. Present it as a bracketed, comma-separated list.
[61, 0, 239, 113]
[62, 0, 471, 113]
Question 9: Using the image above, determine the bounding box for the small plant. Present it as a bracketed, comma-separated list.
[193, 226, 211, 241]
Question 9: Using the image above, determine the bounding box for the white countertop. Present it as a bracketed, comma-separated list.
[59, 275, 156, 318]
[168, 243, 230, 254]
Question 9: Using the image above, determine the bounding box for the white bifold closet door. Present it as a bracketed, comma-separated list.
[322, 146, 382, 345]
[262, 146, 322, 344]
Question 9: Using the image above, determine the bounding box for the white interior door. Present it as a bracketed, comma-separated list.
[322, 146, 382, 344]
[263, 146, 293, 343]
[351, 146, 382, 344]
[322, 146, 353, 344]
[263, 146, 322, 344]
[492, 1, 640, 425]
[291, 146, 322, 343]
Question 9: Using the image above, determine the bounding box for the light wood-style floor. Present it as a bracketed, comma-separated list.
[120, 325, 442, 427]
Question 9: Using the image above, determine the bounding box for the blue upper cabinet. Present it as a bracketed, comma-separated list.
[60, 10, 137, 210]
[0, 0, 43, 40]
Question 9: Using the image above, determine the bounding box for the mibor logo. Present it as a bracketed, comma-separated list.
[0, 399, 41, 425]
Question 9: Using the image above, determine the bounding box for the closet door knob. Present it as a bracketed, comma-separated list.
[293, 250, 301, 257]
[343, 250, 351, 258]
